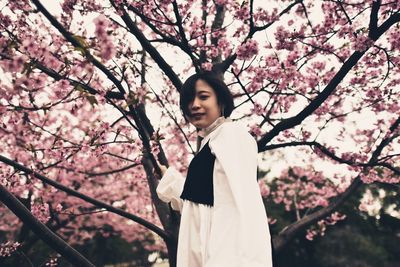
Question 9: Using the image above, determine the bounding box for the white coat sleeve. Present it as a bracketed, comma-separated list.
[207, 122, 273, 267]
[156, 166, 185, 212]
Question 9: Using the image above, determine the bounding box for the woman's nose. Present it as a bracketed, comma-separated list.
[191, 98, 200, 110]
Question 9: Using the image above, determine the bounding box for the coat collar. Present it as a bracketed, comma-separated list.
[197, 116, 232, 139]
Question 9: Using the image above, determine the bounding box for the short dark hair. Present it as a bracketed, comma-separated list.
[179, 71, 234, 123]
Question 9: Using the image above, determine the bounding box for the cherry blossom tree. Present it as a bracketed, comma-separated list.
[0, 0, 399, 266]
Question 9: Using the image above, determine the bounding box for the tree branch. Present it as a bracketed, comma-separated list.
[0, 155, 170, 241]
[215, 0, 302, 73]
[0, 184, 94, 267]
[258, 11, 400, 149]
[272, 114, 400, 253]
[31, 0, 126, 96]
[210, 3, 226, 64]
[171, 0, 201, 70]
[368, 0, 381, 38]
[262, 140, 400, 175]
[110, 0, 183, 91]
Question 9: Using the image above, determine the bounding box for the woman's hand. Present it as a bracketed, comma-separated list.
[155, 161, 167, 177]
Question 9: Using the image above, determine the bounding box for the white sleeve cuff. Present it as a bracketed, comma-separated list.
[156, 167, 185, 211]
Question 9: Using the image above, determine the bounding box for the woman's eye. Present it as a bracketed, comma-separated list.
[200, 95, 208, 100]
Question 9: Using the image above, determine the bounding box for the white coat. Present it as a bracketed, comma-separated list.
[157, 117, 273, 267]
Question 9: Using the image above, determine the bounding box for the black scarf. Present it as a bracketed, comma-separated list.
[180, 141, 215, 206]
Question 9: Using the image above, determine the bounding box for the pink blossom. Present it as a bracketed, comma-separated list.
[196, 38, 205, 47]
[249, 124, 262, 137]
[360, 171, 375, 184]
[251, 102, 265, 116]
[247, 80, 261, 93]
[234, 3, 250, 20]
[61, 0, 75, 15]
[352, 35, 374, 52]
[208, 47, 219, 58]
[1, 55, 27, 73]
[237, 39, 259, 60]
[8, 1, 31, 12]
[43, 53, 63, 71]
[311, 61, 326, 71]
[215, 0, 229, 6]
[388, 30, 400, 50]
[30, 74, 47, 90]
[55, 203, 63, 212]
[254, 8, 278, 24]
[45, 256, 59, 267]
[100, 41, 116, 61]
[0, 103, 6, 114]
[31, 202, 50, 224]
[0, 13, 12, 28]
[315, 197, 329, 207]
[201, 62, 213, 71]
[302, 130, 311, 140]
[21, 38, 43, 58]
[258, 180, 270, 197]
[275, 26, 295, 50]
[150, 140, 160, 155]
[94, 15, 110, 35]
[0, 241, 21, 257]
[52, 79, 72, 99]
[93, 15, 116, 61]
[217, 38, 230, 51]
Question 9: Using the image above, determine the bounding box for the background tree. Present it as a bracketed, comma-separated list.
[0, 0, 399, 266]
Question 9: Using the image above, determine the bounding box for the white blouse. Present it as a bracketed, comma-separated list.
[156, 118, 273, 267]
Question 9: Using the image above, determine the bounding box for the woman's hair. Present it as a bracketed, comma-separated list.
[179, 71, 234, 123]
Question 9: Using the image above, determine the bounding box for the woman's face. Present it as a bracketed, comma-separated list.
[187, 79, 222, 129]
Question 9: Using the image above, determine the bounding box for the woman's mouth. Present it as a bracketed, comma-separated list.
[193, 113, 205, 120]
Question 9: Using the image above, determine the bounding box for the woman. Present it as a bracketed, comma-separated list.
[156, 72, 273, 267]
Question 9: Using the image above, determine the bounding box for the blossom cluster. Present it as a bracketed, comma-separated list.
[272, 166, 338, 212]
[31, 202, 51, 224]
[306, 212, 346, 241]
[258, 179, 270, 197]
[45, 255, 60, 267]
[0, 55, 26, 74]
[253, 7, 279, 24]
[93, 15, 116, 61]
[248, 124, 263, 138]
[351, 34, 374, 52]
[236, 39, 259, 60]
[0, 241, 21, 258]
[251, 102, 266, 116]
[233, 2, 250, 20]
